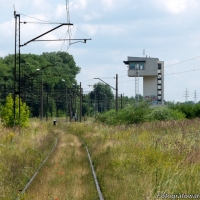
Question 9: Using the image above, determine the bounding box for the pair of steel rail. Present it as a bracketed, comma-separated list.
[16, 136, 104, 200]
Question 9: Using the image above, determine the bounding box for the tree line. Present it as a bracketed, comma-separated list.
[0, 51, 137, 121]
[0, 51, 80, 119]
[3, 51, 199, 124]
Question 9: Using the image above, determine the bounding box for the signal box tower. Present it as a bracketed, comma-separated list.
[123, 56, 164, 105]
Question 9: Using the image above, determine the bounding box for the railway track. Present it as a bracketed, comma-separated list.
[18, 130, 103, 200]
[16, 138, 58, 200]
[83, 141, 104, 200]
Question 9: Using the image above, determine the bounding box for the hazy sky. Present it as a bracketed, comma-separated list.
[1, 0, 200, 102]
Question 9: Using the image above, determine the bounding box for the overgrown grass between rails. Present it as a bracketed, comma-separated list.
[67, 119, 200, 200]
[23, 122, 98, 200]
[0, 119, 57, 199]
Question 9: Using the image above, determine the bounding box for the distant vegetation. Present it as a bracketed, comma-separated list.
[2, 51, 200, 199]
[95, 102, 188, 125]
[0, 52, 135, 119]
[168, 102, 200, 119]
[0, 94, 30, 127]
[68, 119, 200, 199]
[0, 52, 80, 118]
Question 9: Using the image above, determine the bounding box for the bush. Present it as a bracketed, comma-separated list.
[146, 107, 185, 121]
[95, 103, 186, 125]
[168, 103, 200, 119]
[95, 109, 117, 125]
[1, 94, 30, 127]
[95, 102, 151, 125]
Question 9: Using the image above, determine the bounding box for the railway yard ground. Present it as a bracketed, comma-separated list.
[1, 118, 200, 199]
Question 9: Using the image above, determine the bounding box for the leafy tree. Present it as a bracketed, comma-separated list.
[1, 94, 30, 127]
[0, 52, 80, 117]
[122, 94, 144, 108]
[82, 94, 93, 116]
[89, 82, 114, 113]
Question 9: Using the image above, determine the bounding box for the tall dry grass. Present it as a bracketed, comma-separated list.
[67, 119, 200, 200]
[2, 118, 200, 200]
[0, 119, 56, 199]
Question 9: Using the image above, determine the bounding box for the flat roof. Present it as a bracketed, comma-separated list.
[123, 60, 146, 65]
[123, 56, 159, 65]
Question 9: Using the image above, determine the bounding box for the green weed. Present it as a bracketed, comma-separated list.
[67, 119, 200, 199]
[0, 119, 56, 199]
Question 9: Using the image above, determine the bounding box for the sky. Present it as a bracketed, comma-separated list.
[1, 0, 200, 103]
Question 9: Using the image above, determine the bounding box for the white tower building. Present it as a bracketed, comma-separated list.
[123, 56, 164, 105]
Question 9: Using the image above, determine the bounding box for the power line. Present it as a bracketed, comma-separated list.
[92, 76, 115, 79]
[81, 56, 200, 90]
[165, 68, 200, 76]
[81, 67, 200, 86]
[81, 77, 116, 84]
[73, 25, 91, 39]
[20, 22, 63, 24]
[121, 55, 200, 77]
[62, 0, 72, 51]
[80, 56, 200, 85]
[17, 11, 61, 24]
[119, 67, 200, 79]
[165, 55, 200, 68]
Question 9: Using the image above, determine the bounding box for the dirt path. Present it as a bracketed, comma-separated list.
[23, 129, 98, 200]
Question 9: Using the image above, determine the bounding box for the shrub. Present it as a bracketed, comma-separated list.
[95, 102, 151, 125]
[95, 103, 185, 125]
[117, 103, 150, 124]
[95, 109, 118, 125]
[168, 103, 200, 119]
[1, 94, 30, 127]
[146, 107, 185, 121]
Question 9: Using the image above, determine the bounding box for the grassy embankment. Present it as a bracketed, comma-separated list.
[68, 118, 200, 199]
[2, 116, 200, 199]
[0, 119, 98, 200]
[0, 119, 56, 199]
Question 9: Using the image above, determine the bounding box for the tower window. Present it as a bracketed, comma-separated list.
[129, 62, 145, 70]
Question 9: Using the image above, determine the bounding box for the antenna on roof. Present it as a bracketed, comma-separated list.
[143, 49, 145, 57]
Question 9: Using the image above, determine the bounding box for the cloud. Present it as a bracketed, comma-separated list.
[101, 0, 114, 10]
[0, 19, 14, 39]
[80, 24, 98, 36]
[155, 0, 200, 14]
[165, 0, 187, 14]
[154, 0, 187, 14]
[100, 0, 134, 11]
[70, 0, 88, 10]
[1, 0, 25, 11]
[80, 24, 126, 37]
[83, 12, 103, 22]
[31, 0, 51, 12]
[54, 4, 66, 20]
[165, 59, 180, 67]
